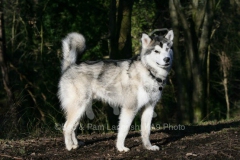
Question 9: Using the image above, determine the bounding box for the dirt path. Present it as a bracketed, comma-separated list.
[1, 121, 240, 160]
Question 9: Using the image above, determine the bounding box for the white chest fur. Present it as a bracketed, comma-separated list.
[137, 86, 150, 109]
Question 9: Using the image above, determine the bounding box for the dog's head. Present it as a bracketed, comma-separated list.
[141, 30, 174, 70]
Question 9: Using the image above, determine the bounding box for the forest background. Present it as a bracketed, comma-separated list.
[0, 0, 240, 137]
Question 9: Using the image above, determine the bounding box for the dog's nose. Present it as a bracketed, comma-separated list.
[163, 57, 170, 63]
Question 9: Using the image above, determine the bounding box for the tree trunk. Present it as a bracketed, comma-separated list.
[0, 0, 17, 134]
[192, 0, 207, 36]
[169, 0, 191, 124]
[109, 0, 133, 59]
[172, 0, 214, 123]
[109, 0, 117, 59]
[195, 0, 214, 122]
[173, 0, 202, 123]
[219, 52, 231, 119]
[198, 0, 214, 65]
[223, 70, 230, 120]
[117, 0, 133, 59]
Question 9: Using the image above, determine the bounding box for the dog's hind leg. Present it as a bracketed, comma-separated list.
[71, 119, 80, 149]
[63, 100, 89, 151]
[141, 104, 159, 151]
[71, 100, 92, 147]
[116, 107, 136, 152]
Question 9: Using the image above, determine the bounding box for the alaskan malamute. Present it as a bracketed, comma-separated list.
[58, 30, 174, 152]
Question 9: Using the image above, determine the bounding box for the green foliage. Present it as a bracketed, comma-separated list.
[132, 0, 156, 54]
[209, 1, 240, 120]
[1, 0, 110, 136]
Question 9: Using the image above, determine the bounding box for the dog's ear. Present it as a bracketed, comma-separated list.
[165, 30, 174, 41]
[141, 33, 151, 48]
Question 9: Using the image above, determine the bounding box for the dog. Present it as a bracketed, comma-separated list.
[58, 30, 174, 152]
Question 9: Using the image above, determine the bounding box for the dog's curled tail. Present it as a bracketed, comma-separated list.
[61, 32, 86, 72]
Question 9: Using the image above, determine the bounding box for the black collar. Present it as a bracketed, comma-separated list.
[149, 70, 166, 91]
[149, 70, 165, 83]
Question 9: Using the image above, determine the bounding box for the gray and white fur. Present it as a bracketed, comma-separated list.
[58, 30, 174, 152]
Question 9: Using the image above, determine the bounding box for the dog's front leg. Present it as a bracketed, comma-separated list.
[141, 105, 159, 151]
[116, 108, 136, 152]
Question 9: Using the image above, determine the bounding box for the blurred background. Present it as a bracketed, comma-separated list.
[0, 0, 240, 137]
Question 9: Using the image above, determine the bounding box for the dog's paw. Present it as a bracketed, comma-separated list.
[66, 144, 78, 151]
[117, 146, 130, 152]
[66, 145, 73, 151]
[146, 145, 159, 151]
[72, 144, 79, 149]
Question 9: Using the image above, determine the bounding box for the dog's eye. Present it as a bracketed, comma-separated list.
[167, 42, 172, 47]
[154, 50, 160, 53]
